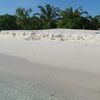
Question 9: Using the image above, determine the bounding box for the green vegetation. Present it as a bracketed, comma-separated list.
[0, 4, 100, 30]
[34, 4, 60, 29]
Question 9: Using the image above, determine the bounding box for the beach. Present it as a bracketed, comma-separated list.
[0, 29, 100, 100]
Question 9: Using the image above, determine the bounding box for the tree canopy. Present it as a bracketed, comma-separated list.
[0, 4, 100, 30]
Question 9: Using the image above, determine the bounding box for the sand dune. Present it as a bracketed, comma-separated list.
[1, 29, 100, 43]
[0, 29, 100, 100]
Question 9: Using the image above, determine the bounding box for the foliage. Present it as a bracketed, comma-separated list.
[0, 4, 100, 30]
[58, 7, 90, 29]
[34, 4, 60, 29]
[0, 14, 18, 30]
[16, 7, 32, 29]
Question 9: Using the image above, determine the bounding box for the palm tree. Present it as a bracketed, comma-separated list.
[16, 7, 32, 29]
[34, 4, 60, 28]
[88, 15, 100, 29]
[58, 7, 89, 29]
[30, 16, 43, 29]
[61, 7, 88, 18]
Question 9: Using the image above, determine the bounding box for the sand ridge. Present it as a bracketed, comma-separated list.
[0, 29, 100, 100]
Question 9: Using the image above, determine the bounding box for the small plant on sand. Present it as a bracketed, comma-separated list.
[51, 34, 55, 40]
[60, 37, 65, 41]
[23, 32, 26, 36]
[12, 33, 16, 38]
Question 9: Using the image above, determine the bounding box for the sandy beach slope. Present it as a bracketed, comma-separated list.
[0, 29, 100, 100]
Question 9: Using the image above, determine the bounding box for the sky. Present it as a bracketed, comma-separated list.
[0, 0, 100, 16]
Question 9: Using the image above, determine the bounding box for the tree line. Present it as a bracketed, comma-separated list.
[0, 4, 100, 30]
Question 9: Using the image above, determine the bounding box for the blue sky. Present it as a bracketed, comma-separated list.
[0, 0, 100, 16]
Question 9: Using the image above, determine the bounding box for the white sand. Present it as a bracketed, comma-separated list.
[0, 29, 100, 100]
